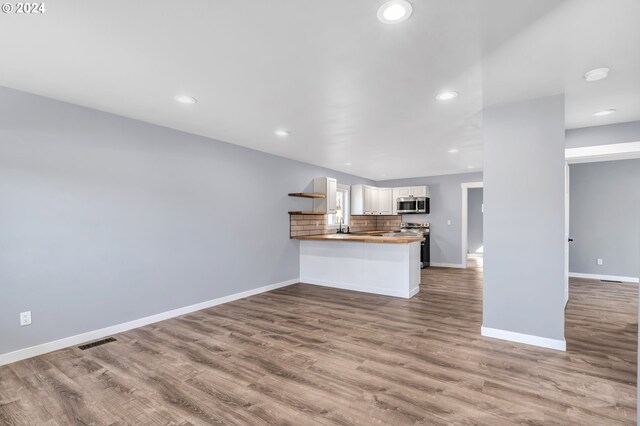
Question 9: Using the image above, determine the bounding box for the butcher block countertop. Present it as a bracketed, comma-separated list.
[293, 233, 424, 244]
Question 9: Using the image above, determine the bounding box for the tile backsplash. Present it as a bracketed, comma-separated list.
[289, 215, 329, 238]
[375, 215, 402, 231]
[290, 214, 402, 238]
[348, 216, 377, 232]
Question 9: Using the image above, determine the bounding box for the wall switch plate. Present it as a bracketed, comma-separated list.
[597, 258, 603, 265]
[20, 311, 32, 326]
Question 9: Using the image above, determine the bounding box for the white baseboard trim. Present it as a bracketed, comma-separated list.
[300, 278, 417, 299]
[569, 272, 639, 283]
[0, 278, 299, 367]
[430, 263, 464, 268]
[481, 326, 566, 351]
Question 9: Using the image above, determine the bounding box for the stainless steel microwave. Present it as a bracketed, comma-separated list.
[397, 197, 429, 214]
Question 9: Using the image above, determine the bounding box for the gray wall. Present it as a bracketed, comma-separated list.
[569, 159, 640, 279]
[379, 172, 483, 266]
[483, 94, 566, 342]
[0, 86, 373, 356]
[467, 188, 483, 254]
[566, 121, 640, 148]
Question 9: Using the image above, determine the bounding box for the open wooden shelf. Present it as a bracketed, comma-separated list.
[288, 211, 325, 215]
[288, 193, 326, 199]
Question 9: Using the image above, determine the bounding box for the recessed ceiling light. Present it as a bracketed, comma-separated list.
[174, 95, 197, 104]
[274, 129, 291, 137]
[584, 68, 610, 82]
[448, 148, 459, 154]
[377, 0, 413, 24]
[436, 91, 459, 101]
[592, 109, 616, 117]
[345, 162, 352, 166]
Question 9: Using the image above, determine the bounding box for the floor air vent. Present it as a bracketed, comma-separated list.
[601, 279, 623, 283]
[78, 337, 116, 350]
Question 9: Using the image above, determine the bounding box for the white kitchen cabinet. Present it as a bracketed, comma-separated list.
[411, 186, 428, 197]
[313, 177, 337, 213]
[395, 186, 428, 197]
[351, 185, 364, 214]
[363, 186, 373, 213]
[351, 185, 365, 215]
[396, 187, 412, 197]
[378, 188, 393, 215]
[365, 186, 379, 214]
[373, 188, 381, 214]
[351, 184, 379, 215]
[354, 185, 426, 215]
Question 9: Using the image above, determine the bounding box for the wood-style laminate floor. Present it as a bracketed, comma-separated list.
[0, 259, 637, 425]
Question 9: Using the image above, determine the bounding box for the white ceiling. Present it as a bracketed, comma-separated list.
[1, 0, 638, 180]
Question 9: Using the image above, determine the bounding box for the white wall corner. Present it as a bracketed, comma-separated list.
[481, 326, 566, 351]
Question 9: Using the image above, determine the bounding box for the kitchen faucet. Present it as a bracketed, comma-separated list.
[336, 218, 350, 234]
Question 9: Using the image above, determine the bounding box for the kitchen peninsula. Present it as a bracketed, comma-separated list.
[294, 233, 423, 298]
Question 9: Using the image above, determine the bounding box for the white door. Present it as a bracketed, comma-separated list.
[564, 162, 570, 307]
[378, 188, 393, 214]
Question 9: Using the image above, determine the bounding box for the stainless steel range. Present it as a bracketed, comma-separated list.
[401, 222, 430, 268]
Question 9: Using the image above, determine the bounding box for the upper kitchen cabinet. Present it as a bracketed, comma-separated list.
[352, 185, 392, 215]
[352, 184, 377, 215]
[378, 188, 393, 215]
[351, 185, 364, 214]
[366, 186, 379, 214]
[395, 187, 412, 198]
[313, 177, 337, 213]
[393, 186, 429, 198]
[411, 186, 429, 197]
[354, 185, 428, 215]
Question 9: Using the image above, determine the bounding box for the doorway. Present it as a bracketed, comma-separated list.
[564, 142, 640, 406]
[461, 181, 484, 269]
[565, 141, 640, 287]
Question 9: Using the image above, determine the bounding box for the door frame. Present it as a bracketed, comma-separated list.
[565, 141, 640, 164]
[461, 181, 484, 269]
[564, 162, 570, 308]
[564, 141, 640, 283]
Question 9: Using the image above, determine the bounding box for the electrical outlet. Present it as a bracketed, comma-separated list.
[597, 258, 603, 265]
[20, 311, 31, 327]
